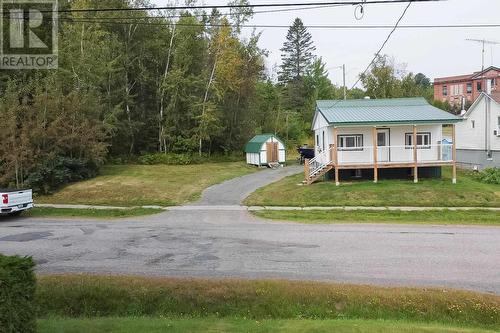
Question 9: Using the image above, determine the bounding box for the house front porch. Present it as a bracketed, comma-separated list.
[305, 125, 458, 185]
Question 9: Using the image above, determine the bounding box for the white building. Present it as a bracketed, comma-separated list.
[306, 97, 462, 185]
[455, 92, 500, 169]
[245, 134, 286, 166]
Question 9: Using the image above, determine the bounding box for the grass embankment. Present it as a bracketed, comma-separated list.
[38, 317, 497, 333]
[37, 162, 257, 207]
[253, 209, 500, 225]
[245, 168, 500, 207]
[22, 207, 163, 219]
[36, 275, 500, 331]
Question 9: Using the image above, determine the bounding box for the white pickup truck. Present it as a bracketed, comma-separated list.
[0, 188, 33, 216]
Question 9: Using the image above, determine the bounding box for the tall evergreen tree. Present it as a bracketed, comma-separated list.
[278, 18, 316, 83]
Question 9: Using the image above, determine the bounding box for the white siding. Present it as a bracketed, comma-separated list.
[456, 96, 500, 151]
[492, 100, 500, 151]
[318, 124, 443, 164]
[246, 153, 260, 165]
[456, 97, 487, 150]
[252, 136, 286, 165]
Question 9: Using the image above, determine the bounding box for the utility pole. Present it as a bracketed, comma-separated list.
[466, 38, 500, 71]
[342, 64, 347, 100]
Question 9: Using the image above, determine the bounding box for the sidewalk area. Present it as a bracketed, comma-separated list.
[36, 203, 500, 212]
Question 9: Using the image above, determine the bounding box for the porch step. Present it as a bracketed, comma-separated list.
[304, 164, 333, 185]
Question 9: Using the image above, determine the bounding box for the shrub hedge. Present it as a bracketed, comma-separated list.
[137, 153, 243, 165]
[473, 167, 500, 185]
[0, 255, 36, 333]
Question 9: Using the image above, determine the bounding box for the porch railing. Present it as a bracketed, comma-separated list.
[306, 145, 334, 179]
[336, 143, 454, 165]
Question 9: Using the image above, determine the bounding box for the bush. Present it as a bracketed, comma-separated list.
[474, 168, 500, 184]
[0, 255, 36, 333]
[26, 156, 100, 194]
[138, 153, 243, 165]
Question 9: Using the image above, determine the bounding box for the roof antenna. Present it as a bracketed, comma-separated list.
[460, 96, 466, 116]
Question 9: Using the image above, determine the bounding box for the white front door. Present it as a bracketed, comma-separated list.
[377, 129, 390, 162]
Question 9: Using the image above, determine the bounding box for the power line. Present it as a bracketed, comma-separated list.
[50, 19, 500, 30]
[327, 1, 412, 106]
[55, 4, 345, 21]
[350, 2, 412, 89]
[46, 0, 443, 13]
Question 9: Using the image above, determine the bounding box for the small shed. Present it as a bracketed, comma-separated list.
[245, 134, 286, 166]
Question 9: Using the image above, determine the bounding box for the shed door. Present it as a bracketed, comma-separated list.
[266, 142, 279, 163]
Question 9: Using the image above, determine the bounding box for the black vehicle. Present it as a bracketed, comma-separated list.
[297, 145, 315, 165]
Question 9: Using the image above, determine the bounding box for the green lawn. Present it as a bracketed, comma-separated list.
[38, 317, 496, 333]
[22, 207, 163, 219]
[245, 168, 500, 207]
[253, 209, 500, 225]
[37, 275, 500, 330]
[37, 162, 257, 207]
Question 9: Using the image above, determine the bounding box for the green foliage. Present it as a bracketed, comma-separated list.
[137, 153, 243, 165]
[36, 275, 500, 329]
[0, 255, 36, 333]
[473, 168, 500, 184]
[25, 157, 99, 194]
[279, 18, 316, 83]
[360, 55, 433, 100]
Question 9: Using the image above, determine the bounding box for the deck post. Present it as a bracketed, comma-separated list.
[452, 124, 457, 184]
[304, 158, 310, 182]
[413, 125, 418, 183]
[372, 126, 378, 183]
[333, 127, 339, 186]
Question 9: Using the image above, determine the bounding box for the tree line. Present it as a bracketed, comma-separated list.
[0, 0, 439, 192]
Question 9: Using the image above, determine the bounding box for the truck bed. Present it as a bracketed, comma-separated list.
[1, 188, 33, 215]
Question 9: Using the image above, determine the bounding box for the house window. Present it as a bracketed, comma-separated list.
[405, 132, 431, 149]
[322, 131, 325, 151]
[471, 120, 475, 129]
[338, 134, 363, 151]
[477, 81, 482, 91]
[316, 134, 320, 150]
[498, 116, 500, 128]
[442, 85, 448, 96]
[491, 78, 496, 86]
[466, 82, 472, 94]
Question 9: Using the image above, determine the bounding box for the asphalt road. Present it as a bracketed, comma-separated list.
[0, 166, 499, 294]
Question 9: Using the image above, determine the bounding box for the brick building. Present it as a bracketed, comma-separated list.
[434, 66, 500, 105]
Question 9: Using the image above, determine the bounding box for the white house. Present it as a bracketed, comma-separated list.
[306, 97, 462, 185]
[245, 134, 286, 166]
[455, 92, 500, 169]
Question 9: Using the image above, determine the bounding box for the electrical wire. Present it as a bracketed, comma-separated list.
[327, 1, 413, 106]
[49, 19, 500, 30]
[44, 0, 443, 14]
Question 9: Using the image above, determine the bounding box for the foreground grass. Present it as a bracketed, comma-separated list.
[22, 207, 163, 219]
[253, 209, 500, 225]
[37, 162, 257, 206]
[38, 317, 497, 333]
[36, 275, 500, 330]
[245, 168, 500, 207]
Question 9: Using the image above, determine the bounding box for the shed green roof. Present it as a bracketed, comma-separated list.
[316, 97, 462, 125]
[245, 134, 282, 153]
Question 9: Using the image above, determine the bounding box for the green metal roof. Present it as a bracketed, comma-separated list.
[245, 134, 282, 153]
[316, 97, 462, 126]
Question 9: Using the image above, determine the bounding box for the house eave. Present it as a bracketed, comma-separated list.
[327, 119, 462, 127]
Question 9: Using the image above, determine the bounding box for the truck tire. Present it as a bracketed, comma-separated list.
[9, 211, 22, 217]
